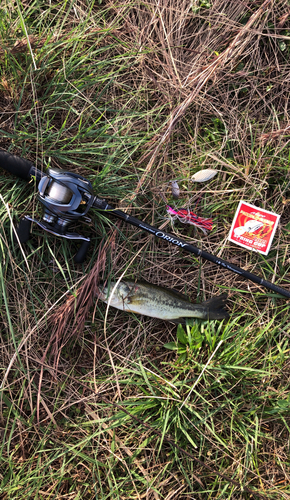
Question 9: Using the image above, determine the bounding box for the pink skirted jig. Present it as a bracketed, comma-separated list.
[166, 205, 213, 234]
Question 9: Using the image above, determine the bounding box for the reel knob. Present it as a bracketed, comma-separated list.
[74, 240, 90, 264]
[14, 217, 32, 244]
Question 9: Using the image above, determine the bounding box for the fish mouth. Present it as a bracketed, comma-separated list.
[97, 281, 126, 302]
[97, 284, 109, 301]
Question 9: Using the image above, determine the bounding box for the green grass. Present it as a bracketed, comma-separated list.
[1, 0, 290, 499]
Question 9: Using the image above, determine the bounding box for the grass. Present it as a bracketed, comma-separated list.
[1, 0, 290, 498]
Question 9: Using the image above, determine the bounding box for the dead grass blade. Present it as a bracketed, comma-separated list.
[133, 0, 274, 199]
[260, 124, 290, 143]
[48, 227, 119, 360]
[0, 276, 85, 392]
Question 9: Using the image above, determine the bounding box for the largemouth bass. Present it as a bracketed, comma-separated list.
[99, 281, 228, 322]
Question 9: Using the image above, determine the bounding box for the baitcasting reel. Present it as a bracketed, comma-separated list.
[17, 168, 95, 263]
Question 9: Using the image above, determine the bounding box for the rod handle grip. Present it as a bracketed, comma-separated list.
[0, 150, 43, 181]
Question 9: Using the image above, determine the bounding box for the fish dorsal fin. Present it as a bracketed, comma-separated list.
[153, 283, 191, 302]
[170, 288, 191, 302]
[128, 279, 191, 302]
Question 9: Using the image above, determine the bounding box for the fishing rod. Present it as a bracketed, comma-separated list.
[1, 149, 290, 298]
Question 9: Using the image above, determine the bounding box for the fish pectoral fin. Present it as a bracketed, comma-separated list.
[125, 308, 141, 315]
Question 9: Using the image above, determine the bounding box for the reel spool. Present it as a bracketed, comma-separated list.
[16, 168, 95, 263]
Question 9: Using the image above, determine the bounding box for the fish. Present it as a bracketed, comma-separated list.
[191, 168, 217, 183]
[99, 280, 228, 322]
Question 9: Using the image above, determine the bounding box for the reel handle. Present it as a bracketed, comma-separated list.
[74, 240, 90, 264]
[0, 150, 43, 181]
[14, 218, 32, 244]
[14, 216, 90, 263]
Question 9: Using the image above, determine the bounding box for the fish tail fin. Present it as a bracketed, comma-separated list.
[201, 293, 229, 320]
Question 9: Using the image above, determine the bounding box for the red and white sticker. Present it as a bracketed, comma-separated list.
[228, 201, 280, 255]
